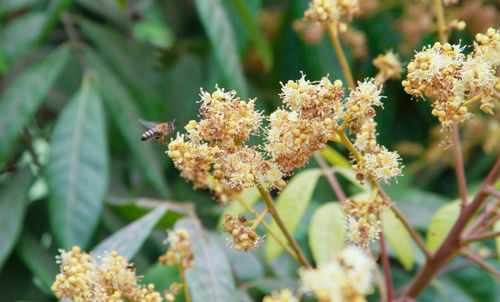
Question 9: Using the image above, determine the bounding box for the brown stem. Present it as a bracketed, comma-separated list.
[452, 124, 468, 210]
[463, 230, 500, 245]
[400, 157, 500, 299]
[326, 21, 355, 89]
[257, 185, 312, 268]
[313, 152, 347, 204]
[461, 248, 500, 279]
[463, 187, 500, 235]
[486, 185, 500, 199]
[380, 230, 394, 302]
[472, 211, 500, 236]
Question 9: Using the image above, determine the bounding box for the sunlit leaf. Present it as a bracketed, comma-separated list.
[16, 232, 58, 293]
[93, 205, 167, 259]
[266, 169, 322, 262]
[47, 77, 109, 249]
[176, 217, 247, 302]
[321, 146, 350, 168]
[0, 12, 45, 63]
[84, 49, 171, 198]
[193, 0, 248, 97]
[308, 202, 345, 265]
[0, 45, 70, 166]
[0, 170, 31, 272]
[426, 201, 460, 252]
[217, 186, 261, 229]
[382, 209, 415, 270]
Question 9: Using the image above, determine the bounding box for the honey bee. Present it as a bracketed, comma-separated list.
[139, 119, 175, 142]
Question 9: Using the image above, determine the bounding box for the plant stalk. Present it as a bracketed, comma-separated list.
[452, 124, 468, 210]
[326, 21, 355, 89]
[380, 230, 394, 302]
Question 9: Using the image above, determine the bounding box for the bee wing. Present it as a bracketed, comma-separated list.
[138, 119, 159, 129]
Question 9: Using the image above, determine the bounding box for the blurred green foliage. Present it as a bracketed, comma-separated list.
[1, 0, 500, 301]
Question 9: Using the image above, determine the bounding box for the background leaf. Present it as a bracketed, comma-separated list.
[0, 170, 31, 272]
[38, 0, 74, 42]
[176, 217, 247, 302]
[426, 201, 461, 252]
[193, 0, 248, 97]
[0, 45, 70, 166]
[308, 202, 346, 265]
[92, 205, 167, 259]
[0, 12, 45, 63]
[266, 169, 322, 262]
[383, 209, 415, 270]
[47, 77, 109, 249]
[217, 187, 261, 229]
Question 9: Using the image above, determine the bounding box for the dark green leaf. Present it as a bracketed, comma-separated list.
[308, 202, 345, 265]
[75, 0, 129, 27]
[0, 170, 31, 272]
[231, 0, 272, 71]
[176, 217, 247, 302]
[0, 45, 70, 167]
[382, 209, 415, 270]
[0, 0, 38, 17]
[193, 0, 248, 97]
[16, 233, 58, 293]
[266, 169, 322, 262]
[83, 49, 171, 198]
[92, 205, 167, 259]
[0, 12, 45, 63]
[47, 77, 109, 249]
[39, 0, 74, 42]
[106, 197, 187, 228]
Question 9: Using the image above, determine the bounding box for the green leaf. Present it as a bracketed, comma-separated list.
[0, 12, 45, 63]
[382, 209, 415, 270]
[93, 205, 167, 259]
[193, 0, 248, 97]
[0, 45, 70, 166]
[39, 0, 74, 42]
[308, 202, 345, 265]
[175, 217, 247, 302]
[16, 233, 58, 293]
[321, 146, 350, 168]
[217, 186, 260, 229]
[75, 0, 129, 27]
[426, 201, 461, 252]
[266, 169, 322, 262]
[0, 170, 31, 272]
[142, 264, 184, 299]
[47, 77, 109, 249]
[0, 0, 38, 17]
[231, 0, 272, 71]
[83, 49, 171, 198]
[494, 221, 500, 262]
[132, 8, 175, 49]
[107, 197, 186, 228]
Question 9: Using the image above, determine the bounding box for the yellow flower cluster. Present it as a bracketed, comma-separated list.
[52, 246, 163, 302]
[343, 196, 388, 247]
[262, 289, 299, 302]
[304, 0, 360, 24]
[402, 28, 500, 129]
[372, 50, 403, 83]
[159, 229, 194, 269]
[299, 246, 375, 302]
[223, 214, 264, 252]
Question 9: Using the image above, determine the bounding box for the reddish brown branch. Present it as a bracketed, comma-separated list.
[313, 152, 347, 204]
[452, 124, 468, 210]
[461, 248, 500, 279]
[380, 231, 394, 302]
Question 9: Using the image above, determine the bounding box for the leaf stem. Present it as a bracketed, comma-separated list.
[256, 185, 312, 268]
[179, 263, 192, 302]
[452, 124, 468, 210]
[326, 21, 355, 89]
[313, 152, 347, 204]
[379, 230, 394, 302]
[461, 248, 500, 279]
[234, 194, 299, 261]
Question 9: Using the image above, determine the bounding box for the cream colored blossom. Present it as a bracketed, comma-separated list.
[357, 147, 403, 183]
[262, 289, 299, 302]
[304, 0, 360, 24]
[344, 196, 388, 247]
[373, 50, 403, 82]
[52, 247, 163, 302]
[159, 229, 194, 269]
[299, 246, 375, 302]
[223, 214, 264, 252]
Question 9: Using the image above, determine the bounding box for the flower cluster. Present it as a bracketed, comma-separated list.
[159, 229, 194, 269]
[52, 246, 163, 302]
[222, 214, 264, 252]
[299, 246, 375, 302]
[164, 283, 182, 302]
[262, 289, 299, 302]
[372, 50, 403, 83]
[402, 28, 500, 129]
[343, 195, 389, 247]
[304, 0, 360, 24]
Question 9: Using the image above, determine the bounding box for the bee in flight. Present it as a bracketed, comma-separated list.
[139, 119, 175, 143]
